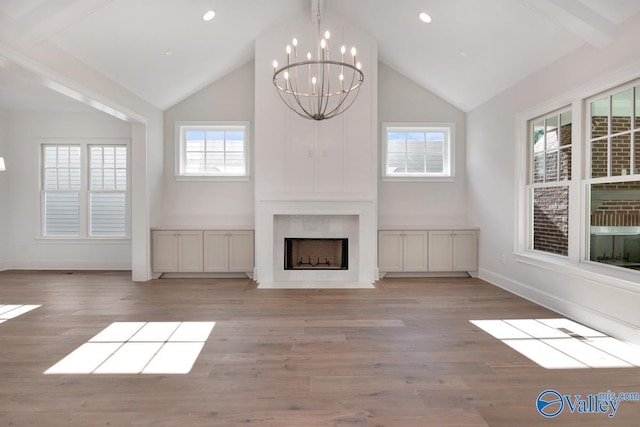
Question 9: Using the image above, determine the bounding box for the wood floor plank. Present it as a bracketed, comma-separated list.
[1, 270, 640, 426]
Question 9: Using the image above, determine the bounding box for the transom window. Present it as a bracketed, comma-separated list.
[382, 123, 454, 181]
[176, 122, 249, 180]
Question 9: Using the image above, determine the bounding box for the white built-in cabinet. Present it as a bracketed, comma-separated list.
[378, 229, 478, 276]
[428, 230, 478, 273]
[203, 230, 255, 272]
[152, 230, 254, 274]
[152, 230, 203, 273]
[378, 230, 429, 272]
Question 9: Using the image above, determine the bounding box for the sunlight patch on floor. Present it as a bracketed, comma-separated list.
[0, 304, 41, 322]
[471, 318, 640, 369]
[45, 321, 215, 375]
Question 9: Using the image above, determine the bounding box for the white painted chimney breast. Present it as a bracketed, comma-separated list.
[254, 9, 378, 284]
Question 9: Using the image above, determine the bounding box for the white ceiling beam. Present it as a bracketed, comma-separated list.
[17, 0, 114, 43]
[520, 0, 615, 48]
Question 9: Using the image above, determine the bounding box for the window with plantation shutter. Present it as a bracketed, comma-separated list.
[41, 141, 129, 239]
[176, 122, 250, 180]
[382, 123, 454, 181]
[89, 146, 127, 237]
[42, 145, 81, 236]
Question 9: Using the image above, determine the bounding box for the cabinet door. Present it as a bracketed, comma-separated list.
[177, 231, 203, 272]
[203, 231, 229, 272]
[378, 231, 403, 272]
[403, 231, 429, 271]
[453, 231, 478, 272]
[152, 231, 178, 272]
[229, 231, 255, 272]
[428, 231, 453, 272]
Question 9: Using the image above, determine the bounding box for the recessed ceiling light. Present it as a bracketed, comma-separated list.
[419, 12, 432, 23]
[202, 10, 215, 21]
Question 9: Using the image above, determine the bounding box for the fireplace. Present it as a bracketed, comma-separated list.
[284, 238, 348, 270]
[254, 201, 377, 286]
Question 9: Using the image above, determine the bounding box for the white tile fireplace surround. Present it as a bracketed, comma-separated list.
[255, 200, 377, 289]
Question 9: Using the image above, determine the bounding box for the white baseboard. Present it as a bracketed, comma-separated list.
[479, 267, 640, 344]
[8, 261, 132, 270]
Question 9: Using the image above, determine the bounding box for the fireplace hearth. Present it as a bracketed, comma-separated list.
[284, 238, 348, 270]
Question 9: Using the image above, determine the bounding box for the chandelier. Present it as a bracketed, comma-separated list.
[272, 3, 364, 121]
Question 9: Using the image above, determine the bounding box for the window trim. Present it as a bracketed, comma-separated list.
[380, 122, 455, 182]
[39, 138, 131, 240]
[174, 121, 251, 182]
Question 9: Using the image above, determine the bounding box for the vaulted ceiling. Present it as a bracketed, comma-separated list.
[1, 0, 639, 113]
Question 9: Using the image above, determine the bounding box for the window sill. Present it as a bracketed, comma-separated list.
[37, 237, 131, 245]
[175, 175, 250, 182]
[515, 251, 640, 294]
[381, 176, 455, 183]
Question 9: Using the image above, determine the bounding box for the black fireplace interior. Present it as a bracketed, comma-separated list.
[284, 238, 348, 270]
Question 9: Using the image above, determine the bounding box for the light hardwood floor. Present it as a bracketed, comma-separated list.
[0, 270, 639, 426]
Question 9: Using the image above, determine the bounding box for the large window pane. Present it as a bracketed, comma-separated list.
[533, 187, 569, 256]
[590, 181, 640, 271]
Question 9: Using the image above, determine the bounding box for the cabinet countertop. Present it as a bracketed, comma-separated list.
[151, 227, 254, 231]
[378, 226, 479, 231]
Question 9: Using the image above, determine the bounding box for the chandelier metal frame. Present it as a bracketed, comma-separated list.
[272, 3, 364, 121]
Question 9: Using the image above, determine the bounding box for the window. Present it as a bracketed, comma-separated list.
[89, 146, 127, 236]
[176, 122, 249, 180]
[587, 83, 640, 272]
[42, 145, 81, 236]
[527, 110, 572, 256]
[41, 142, 129, 238]
[517, 76, 640, 279]
[382, 123, 454, 181]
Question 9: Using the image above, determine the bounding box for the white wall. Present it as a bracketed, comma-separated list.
[161, 61, 255, 228]
[1, 27, 164, 280]
[378, 63, 468, 228]
[254, 11, 378, 200]
[6, 111, 132, 269]
[467, 13, 640, 343]
[0, 109, 8, 269]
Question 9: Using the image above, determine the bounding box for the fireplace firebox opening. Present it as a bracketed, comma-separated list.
[284, 238, 348, 270]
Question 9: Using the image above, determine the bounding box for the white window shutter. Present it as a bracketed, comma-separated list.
[90, 193, 126, 236]
[44, 192, 80, 236]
